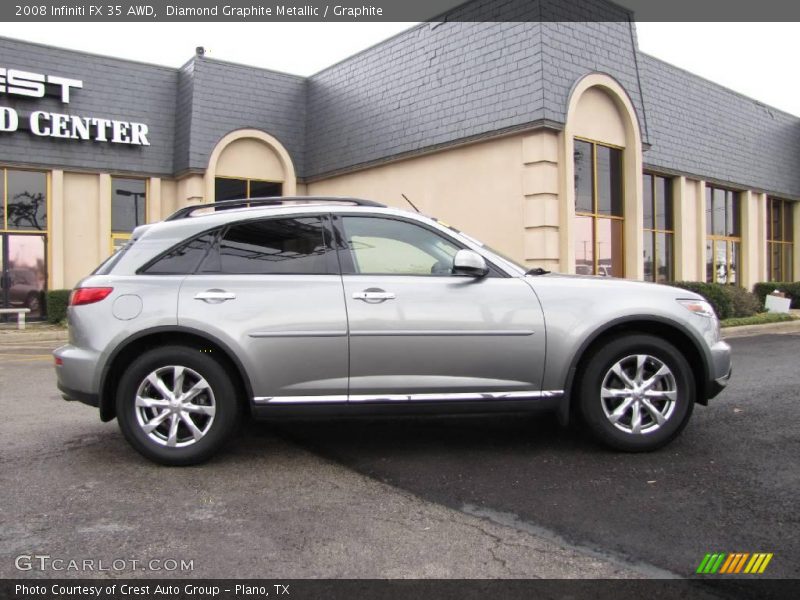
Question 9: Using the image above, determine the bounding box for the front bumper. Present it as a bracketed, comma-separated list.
[705, 340, 732, 400]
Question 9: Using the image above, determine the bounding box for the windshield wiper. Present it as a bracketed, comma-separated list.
[525, 267, 551, 276]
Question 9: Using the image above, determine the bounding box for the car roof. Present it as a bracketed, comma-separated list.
[131, 198, 427, 245]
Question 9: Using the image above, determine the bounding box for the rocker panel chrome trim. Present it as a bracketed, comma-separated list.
[253, 390, 563, 405]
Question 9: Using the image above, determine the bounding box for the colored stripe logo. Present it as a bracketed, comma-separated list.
[696, 552, 773, 574]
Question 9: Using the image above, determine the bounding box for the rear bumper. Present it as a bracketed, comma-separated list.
[53, 344, 101, 406]
[58, 383, 100, 408]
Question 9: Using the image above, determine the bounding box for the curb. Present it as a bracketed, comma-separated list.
[722, 319, 800, 339]
[0, 329, 69, 344]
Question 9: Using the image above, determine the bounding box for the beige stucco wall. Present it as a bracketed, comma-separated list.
[62, 172, 101, 287]
[673, 177, 691, 281]
[307, 134, 529, 264]
[49, 170, 65, 289]
[522, 130, 561, 271]
[215, 137, 285, 181]
[673, 177, 705, 282]
[40, 115, 800, 292]
[740, 191, 768, 288]
[571, 87, 627, 148]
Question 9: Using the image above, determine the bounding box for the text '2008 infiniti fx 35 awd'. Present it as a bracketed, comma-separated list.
[54, 197, 732, 465]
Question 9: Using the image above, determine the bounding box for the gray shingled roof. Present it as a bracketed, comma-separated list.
[304, 1, 648, 178]
[640, 53, 800, 199]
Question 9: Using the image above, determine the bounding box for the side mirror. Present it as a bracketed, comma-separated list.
[453, 249, 489, 278]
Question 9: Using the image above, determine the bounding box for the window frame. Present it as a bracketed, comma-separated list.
[214, 175, 283, 203]
[2, 167, 50, 234]
[642, 173, 674, 283]
[766, 197, 794, 282]
[573, 137, 625, 277]
[110, 176, 148, 253]
[705, 185, 741, 285]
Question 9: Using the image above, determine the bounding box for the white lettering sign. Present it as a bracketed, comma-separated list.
[0, 106, 18, 131]
[0, 68, 82, 103]
[0, 67, 150, 146]
[4, 108, 150, 146]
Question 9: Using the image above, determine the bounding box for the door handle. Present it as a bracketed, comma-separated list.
[194, 290, 236, 303]
[353, 290, 396, 301]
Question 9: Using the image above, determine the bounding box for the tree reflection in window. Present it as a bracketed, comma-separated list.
[6, 170, 47, 231]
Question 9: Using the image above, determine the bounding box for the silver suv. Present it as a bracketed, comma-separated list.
[54, 198, 732, 465]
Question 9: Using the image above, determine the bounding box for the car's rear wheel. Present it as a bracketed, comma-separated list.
[577, 334, 695, 452]
[116, 345, 241, 465]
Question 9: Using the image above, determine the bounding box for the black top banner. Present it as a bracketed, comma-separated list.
[3, 0, 800, 22]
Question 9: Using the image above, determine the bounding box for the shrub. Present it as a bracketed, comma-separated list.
[753, 282, 800, 309]
[46, 289, 71, 324]
[721, 312, 795, 328]
[671, 282, 768, 319]
[724, 285, 763, 318]
[670, 281, 733, 320]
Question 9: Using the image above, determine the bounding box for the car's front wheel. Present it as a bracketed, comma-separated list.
[116, 346, 241, 465]
[577, 334, 695, 452]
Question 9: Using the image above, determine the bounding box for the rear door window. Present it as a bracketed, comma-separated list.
[201, 217, 333, 275]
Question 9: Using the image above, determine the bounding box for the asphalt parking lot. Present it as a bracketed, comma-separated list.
[1, 332, 797, 589]
[279, 333, 800, 580]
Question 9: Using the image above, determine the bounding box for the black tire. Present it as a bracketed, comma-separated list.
[116, 345, 241, 465]
[577, 334, 695, 452]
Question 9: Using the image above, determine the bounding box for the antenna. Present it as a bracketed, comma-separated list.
[401, 193, 420, 213]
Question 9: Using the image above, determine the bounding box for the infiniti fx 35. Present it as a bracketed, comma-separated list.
[54, 198, 732, 465]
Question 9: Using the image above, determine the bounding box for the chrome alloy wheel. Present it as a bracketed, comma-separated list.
[600, 354, 677, 435]
[134, 365, 216, 448]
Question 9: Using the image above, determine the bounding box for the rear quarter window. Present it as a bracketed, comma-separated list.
[142, 232, 216, 275]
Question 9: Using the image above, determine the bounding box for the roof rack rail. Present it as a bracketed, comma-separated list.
[164, 196, 387, 221]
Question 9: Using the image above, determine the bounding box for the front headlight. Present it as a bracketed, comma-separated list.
[677, 299, 716, 319]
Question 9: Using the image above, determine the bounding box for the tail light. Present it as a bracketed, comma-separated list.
[69, 287, 113, 306]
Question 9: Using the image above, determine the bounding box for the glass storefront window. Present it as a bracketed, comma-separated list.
[215, 177, 282, 203]
[642, 173, 674, 283]
[573, 140, 593, 214]
[573, 139, 624, 277]
[112, 178, 147, 233]
[215, 178, 248, 202]
[574, 215, 594, 275]
[596, 145, 623, 217]
[767, 198, 795, 281]
[705, 185, 741, 284]
[5, 170, 47, 231]
[1, 168, 48, 320]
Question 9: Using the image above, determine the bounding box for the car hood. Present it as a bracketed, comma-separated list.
[525, 273, 705, 302]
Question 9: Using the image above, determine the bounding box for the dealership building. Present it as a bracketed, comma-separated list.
[0, 0, 798, 317]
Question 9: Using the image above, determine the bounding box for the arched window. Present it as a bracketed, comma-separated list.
[573, 138, 624, 277]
